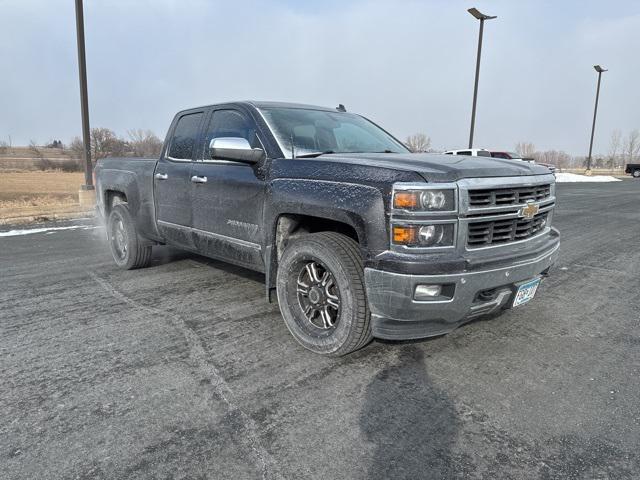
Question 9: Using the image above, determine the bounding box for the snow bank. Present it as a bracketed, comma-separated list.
[0, 225, 96, 237]
[555, 172, 621, 183]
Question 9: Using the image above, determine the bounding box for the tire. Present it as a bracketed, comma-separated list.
[276, 232, 372, 356]
[107, 203, 152, 270]
[633, 169, 640, 178]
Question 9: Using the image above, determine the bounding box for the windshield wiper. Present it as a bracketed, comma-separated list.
[345, 150, 396, 154]
[294, 149, 396, 158]
[295, 150, 335, 158]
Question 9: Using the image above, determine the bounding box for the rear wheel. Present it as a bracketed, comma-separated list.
[633, 169, 640, 178]
[107, 203, 152, 269]
[276, 232, 372, 356]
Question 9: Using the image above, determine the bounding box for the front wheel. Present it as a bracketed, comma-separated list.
[633, 169, 640, 178]
[276, 232, 372, 356]
[107, 203, 152, 270]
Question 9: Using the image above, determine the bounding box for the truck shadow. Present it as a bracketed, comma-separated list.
[359, 345, 460, 479]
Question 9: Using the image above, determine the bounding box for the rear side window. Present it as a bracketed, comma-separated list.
[457, 150, 472, 156]
[168, 112, 203, 160]
[477, 150, 492, 157]
[203, 109, 260, 158]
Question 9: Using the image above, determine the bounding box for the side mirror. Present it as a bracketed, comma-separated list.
[209, 137, 265, 164]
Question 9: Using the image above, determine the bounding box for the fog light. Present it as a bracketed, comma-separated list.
[414, 284, 442, 300]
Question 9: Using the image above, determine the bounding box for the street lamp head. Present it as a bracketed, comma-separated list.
[468, 8, 497, 20]
[594, 65, 607, 73]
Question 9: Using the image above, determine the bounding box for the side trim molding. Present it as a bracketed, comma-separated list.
[157, 220, 262, 251]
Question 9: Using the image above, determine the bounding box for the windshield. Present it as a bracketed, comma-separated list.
[259, 107, 409, 158]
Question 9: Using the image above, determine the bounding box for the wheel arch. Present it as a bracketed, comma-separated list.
[263, 180, 388, 302]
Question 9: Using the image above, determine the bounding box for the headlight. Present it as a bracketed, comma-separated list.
[393, 189, 456, 212]
[421, 191, 446, 209]
[392, 223, 455, 247]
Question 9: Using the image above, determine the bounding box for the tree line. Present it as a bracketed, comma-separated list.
[4, 127, 638, 171]
[0, 128, 164, 172]
[68, 128, 164, 160]
[403, 129, 640, 170]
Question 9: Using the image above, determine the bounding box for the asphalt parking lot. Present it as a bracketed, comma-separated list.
[1, 181, 639, 479]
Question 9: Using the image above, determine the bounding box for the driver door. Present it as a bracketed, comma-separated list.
[190, 108, 267, 270]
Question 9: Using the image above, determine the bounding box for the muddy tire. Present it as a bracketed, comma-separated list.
[276, 232, 372, 356]
[107, 203, 152, 270]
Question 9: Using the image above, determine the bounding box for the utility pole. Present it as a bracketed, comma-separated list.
[586, 65, 607, 172]
[467, 8, 496, 149]
[74, 0, 93, 191]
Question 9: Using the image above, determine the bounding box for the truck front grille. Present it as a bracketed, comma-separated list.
[468, 184, 551, 208]
[467, 211, 549, 247]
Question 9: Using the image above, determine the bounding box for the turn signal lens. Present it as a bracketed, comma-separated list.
[393, 192, 419, 209]
[393, 226, 417, 244]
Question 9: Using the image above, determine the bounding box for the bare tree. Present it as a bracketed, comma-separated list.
[127, 129, 163, 157]
[0, 135, 10, 154]
[515, 141, 536, 158]
[405, 133, 431, 153]
[607, 130, 622, 169]
[29, 140, 53, 170]
[623, 129, 640, 165]
[28, 140, 43, 159]
[90, 127, 127, 159]
[534, 150, 572, 169]
[70, 128, 126, 161]
[69, 136, 84, 158]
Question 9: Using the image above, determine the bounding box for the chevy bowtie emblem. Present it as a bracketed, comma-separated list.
[519, 201, 540, 220]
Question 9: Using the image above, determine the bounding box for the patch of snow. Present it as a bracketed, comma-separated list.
[555, 172, 621, 183]
[0, 225, 97, 237]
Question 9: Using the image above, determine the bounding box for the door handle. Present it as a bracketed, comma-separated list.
[191, 175, 208, 184]
[155, 173, 168, 180]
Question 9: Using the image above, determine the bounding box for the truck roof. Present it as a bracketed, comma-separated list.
[179, 100, 339, 114]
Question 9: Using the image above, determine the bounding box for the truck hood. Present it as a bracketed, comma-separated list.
[316, 152, 551, 182]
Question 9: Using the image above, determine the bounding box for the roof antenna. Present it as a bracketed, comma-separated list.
[336, 104, 346, 112]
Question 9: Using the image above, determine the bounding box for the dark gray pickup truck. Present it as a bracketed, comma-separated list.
[625, 163, 640, 178]
[95, 101, 560, 356]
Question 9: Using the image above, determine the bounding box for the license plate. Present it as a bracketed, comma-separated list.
[512, 277, 541, 308]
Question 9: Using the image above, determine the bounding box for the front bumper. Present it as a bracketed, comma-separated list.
[364, 233, 560, 340]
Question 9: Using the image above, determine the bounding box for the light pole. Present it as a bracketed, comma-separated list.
[467, 7, 496, 149]
[74, 0, 93, 191]
[586, 65, 607, 172]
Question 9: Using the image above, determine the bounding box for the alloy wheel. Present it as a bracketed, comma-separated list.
[296, 260, 341, 329]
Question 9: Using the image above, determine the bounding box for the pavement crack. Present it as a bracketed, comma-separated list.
[89, 271, 279, 480]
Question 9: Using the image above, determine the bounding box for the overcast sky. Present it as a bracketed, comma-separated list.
[1, 0, 638, 155]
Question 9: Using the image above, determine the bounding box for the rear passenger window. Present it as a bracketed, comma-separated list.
[168, 112, 203, 160]
[457, 150, 472, 156]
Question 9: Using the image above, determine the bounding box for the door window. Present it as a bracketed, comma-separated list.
[202, 110, 261, 159]
[167, 112, 203, 160]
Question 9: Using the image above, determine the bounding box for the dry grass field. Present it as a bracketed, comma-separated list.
[0, 171, 90, 224]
